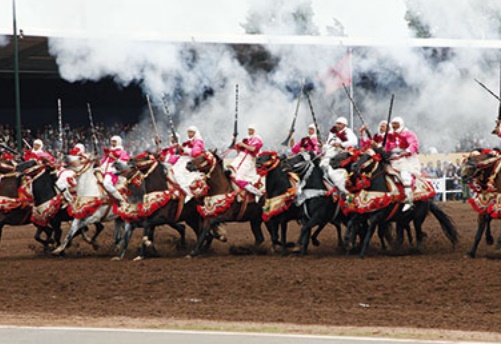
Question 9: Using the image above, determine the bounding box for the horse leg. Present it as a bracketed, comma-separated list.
[170, 222, 186, 249]
[113, 222, 134, 260]
[467, 214, 486, 258]
[250, 218, 265, 247]
[359, 216, 381, 258]
[486, 218, 494, 246]
[33, 226, 52, 250]
[87, 222, 107, 251]
[52, 218, 91, 255]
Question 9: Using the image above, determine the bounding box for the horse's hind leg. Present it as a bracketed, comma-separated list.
[250, 218, 265, 246]
[34, 226, 52, 250]
[486, 218, 494, 245]
[53, 218, 90, 255]
[170, 222, 186, 249]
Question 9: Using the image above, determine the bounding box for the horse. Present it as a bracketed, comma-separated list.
[460, 148, 501, 258]
[112, 153, 201, 259]
[255, 151, 301, 255]
[349, 148, 458, 258]
[186, 151, 268, 256]
[0, 161, 50, 248]
[16, 159, 104, 252]
[52, 153, 123, 255]
[280, 151, 338, 255]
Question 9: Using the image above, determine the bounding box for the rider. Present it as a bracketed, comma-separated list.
[100, 136, 130, 204]
[359, 120, 391, 150]
[229, 124, 264, 200]
[164, 128, 205, 201]
[290, 124, 320, 154]
[320, 116, 358, 194]
[387, 116, 421, 212]
[31, 139, 57, 164]
[56, 143, 87, 203]
[178, 126, 204, 158]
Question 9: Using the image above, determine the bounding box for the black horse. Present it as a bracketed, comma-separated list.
[16, 160, 104, 251]
[255, 151, 300, 255]
[349, 148, 458, 258]
[280, 151, 338, 255]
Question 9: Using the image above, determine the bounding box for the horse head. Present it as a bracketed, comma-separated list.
[282, 151, 316, 176]
[64, 153, 93, 174]
[256, 151, 282, 176]
[186, 151, 218, 176]
[329, 148, 361, 171]
[460, 149, 499, 185]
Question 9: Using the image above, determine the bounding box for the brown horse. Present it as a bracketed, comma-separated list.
[186, 151, 268, 256]
[460, 149, 501, 258]
[115, 153, 204, 259]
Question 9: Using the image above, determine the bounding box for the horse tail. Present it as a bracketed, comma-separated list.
[429, 202, 459, 247]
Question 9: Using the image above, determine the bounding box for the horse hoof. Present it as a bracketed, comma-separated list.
[141, 236, 152, 247]
[92, 243, 100, 251]
[312, 239, 320, 247]
[132, 256, 144, 261]
[465, 252, 475, 259]
[110, 256, 122, 261]
[52, 246, 64, 255]
[486, 236, 494, 246]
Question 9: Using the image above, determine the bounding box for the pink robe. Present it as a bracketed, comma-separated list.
[291, 136, 319, 154]
[100, 148, 130, 184]
[387, 130, 419, 154]
[182, 138, 204, 157]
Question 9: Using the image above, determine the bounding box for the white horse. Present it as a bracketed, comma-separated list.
[52, 154, 123, 255]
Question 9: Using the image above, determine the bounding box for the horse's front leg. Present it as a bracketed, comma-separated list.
[467, 214, 487, 258]
[113, 222, 134, 260]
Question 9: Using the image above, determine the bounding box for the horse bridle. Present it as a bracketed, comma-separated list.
[193, 151, 217, 178]
[256, 151, 280, 176]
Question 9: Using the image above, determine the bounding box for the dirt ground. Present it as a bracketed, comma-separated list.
[0, 201, 500, 341]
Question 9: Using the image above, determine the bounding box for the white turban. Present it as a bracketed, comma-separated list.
[187, 126, 202, 140]
[248, 124, 257, 130]
[110, 135, 123, 149]
[308, 124, 317, 135]
[336, 116, 348, 125]
[74, 143, 85, 154]
[391, 117, 405, 133]
[33, 139, 43, 152]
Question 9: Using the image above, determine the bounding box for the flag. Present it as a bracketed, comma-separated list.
[320, 51, 352, 95]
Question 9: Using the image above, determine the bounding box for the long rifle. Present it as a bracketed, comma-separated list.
[161, 95, 177, 144]
[57, 98, 64, 156]
[87, 103, 99, 155]
[382, 94, 395, 149]
[229, 84, 239, 148]
[281, 79, 306, 146]
[342, 83, 371, 139]
[0, 143, 21, 157]
[146, 94, 160, 149]
[474, 78, 501, 102]
[305, 91, 322, 145]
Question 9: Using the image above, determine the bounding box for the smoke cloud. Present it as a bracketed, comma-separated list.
[0, 36, 8, 47]
[1, 0, 501, 153]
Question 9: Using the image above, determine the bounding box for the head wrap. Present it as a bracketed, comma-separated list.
[74, 143, 85, 154]
[391, 117, 405, 134]
[110, 135, 123, 149]
[186, 126, 202, 140]
[336, 116, 348, 126]
[308, 124, 317, 136]
[33, 139, 43, 152]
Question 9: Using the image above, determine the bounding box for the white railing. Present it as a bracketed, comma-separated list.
[426, 176, 463, 202]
